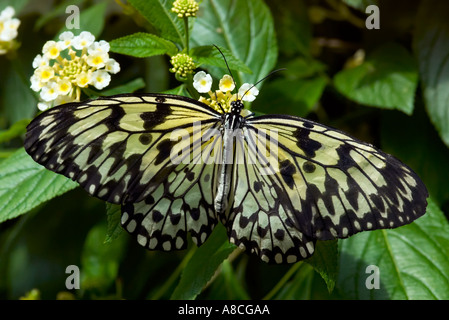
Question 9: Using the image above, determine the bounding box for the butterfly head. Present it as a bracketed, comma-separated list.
[230, 100, 244, 115]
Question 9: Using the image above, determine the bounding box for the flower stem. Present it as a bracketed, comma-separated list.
[183, 16, 190, 52]
[262, 261, 303, 300]
[149, 246, 196, 299]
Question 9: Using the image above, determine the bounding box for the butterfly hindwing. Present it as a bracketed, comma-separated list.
[224, 126, 316, 263]
[121, 120, 223, 250]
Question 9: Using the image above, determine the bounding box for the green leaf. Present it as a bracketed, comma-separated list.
[56, 1, 108, 38]
[282, 57, 327, 79]
[0, 0, 29, 13]
[338, 198, 449, 300]
[3, 62, 37, 124]
[100, 78, 146, 96]
[190, 45, 252, 74]
[34, 0, 84, 31]
[127, 0, 185, 45]
[413, 0, 449, 147]
[104, 203, 123, 244]
[268, 0, 312, 57]
[110, 32, 178, 58]
[273, 263, 319, 299]
[305, 239, 339, 293]
[191, 0, 277, 85]
[0, 148, 77, 223]
[163, 84, 191, 97]
[0, 119, 30, 144]
[81, 221, 127, 293]
[254, 75, 327, 117]
[342, 0, 378, 11]
[213, 260, 250, 299]
[334, 42, 418, 115]
[170, 224, 236, 300]
[380, 104, 449, 207]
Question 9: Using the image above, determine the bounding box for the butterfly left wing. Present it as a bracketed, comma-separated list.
[225, 114, 428, 264]
[25, 93, 223, 250]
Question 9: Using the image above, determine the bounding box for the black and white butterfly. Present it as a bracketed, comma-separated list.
[24, 87, 428, 264]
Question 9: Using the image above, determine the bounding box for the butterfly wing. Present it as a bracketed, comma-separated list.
[225, 114, 428, 263]
[121, 123, 224, 250]
[25, 93, 222, 249]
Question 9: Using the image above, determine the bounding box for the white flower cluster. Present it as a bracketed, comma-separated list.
[30, 31, 120, 111]
[0, 6, 20, 54]
[193, 71, 259, 113]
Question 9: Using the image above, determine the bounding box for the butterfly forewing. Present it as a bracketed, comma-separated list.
[25, 94, 221, 204]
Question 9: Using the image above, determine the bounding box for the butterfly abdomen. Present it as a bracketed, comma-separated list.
[214, 112, 244, 214]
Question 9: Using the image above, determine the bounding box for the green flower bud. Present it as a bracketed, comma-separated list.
[171, 0, 199, 18]
[169, 53, 196, 79]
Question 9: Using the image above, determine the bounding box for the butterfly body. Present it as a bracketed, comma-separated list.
[25, 93, 428, 263]
[215, 100, 245, 214]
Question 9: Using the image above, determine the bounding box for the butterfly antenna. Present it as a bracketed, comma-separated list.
[215, 91, 226, 113]
[242, 68, 286, 99]
[213, 44, 238, 98]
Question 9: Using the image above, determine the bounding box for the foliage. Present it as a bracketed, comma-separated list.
[0, 0, 448, 300]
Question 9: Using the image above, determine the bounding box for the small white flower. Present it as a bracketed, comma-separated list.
[238, 83, 259, 102]
[72, 31, 95, 50]
[42, 40, 62, 59]
[30, 74, 43, 92]
[90, 70, 111, 89]
[0, 7, 20, 43]
[54, 94, 75, 106]
[88, 40, 110, 55]
[32, 54, 49, 69]
[105, 58, 120, 74]
[56, 78, 72, 95]
[34, 66, 55, 83]
[37, 101, 51, 111]
[40, 81, 59, 102]
[0, 6, 15, 21]
[58, 31, 74, 49]
[0, 18, 19, 41]
[75, 72, 91, 88]
[86, 51, 109, 69]
[193, 71, 212, 93]
[219, 74, 235, 92]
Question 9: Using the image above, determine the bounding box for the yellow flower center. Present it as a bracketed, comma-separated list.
[92, 56, 103, 65]
[49, 47, 59, 57]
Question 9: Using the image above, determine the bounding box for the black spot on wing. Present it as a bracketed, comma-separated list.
[155, 96, 166, 103]
[274, 229, 285, 241]
[139, 133, 152, 145]
[254, 181, 263, 193]
[294, 127, 322, 158]
[152, 210, 163, 223]
[141, 104, 171, 130]
[302, 161, 316, 173]
[155, 139, 175, 166]
[303, 121, 314, 129]
[279, 159, 296, 189]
